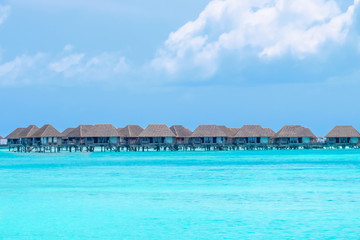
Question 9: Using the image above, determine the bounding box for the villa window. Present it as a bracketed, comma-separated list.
[248, 137, 257, 143]
[153, 137, 163, 143]
[98, 137, 108, 143]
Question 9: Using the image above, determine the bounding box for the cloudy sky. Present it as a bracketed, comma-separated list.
[0, 0, 360, 136]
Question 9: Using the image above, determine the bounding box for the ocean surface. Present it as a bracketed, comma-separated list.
[0, 149, 359, 239]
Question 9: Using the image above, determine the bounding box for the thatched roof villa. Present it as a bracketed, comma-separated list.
[30, 124, 63, 145]
[6, 127, 26, 144]
[67, 125, 92, 138]
[62, 128, 75, 138]
[264, 128, 276, 137]
[139, 124, 176, 144]
[19, 125, 39, 137]
[84, 124, 119, 137]
[66, 125, 93, 145]
[83, 124, 119, 144]
[191, 125, 228, 144]
[234, 125, 275, 144]
[170, 125, 192, 144]
[4, 125, 40, 145]
[218, 125, 235, 137]
[218, 125, 240, 144]
[325, 125, 360, 144]
[275, 125, 316, 144]
[118, 125, 144, 144]
[217, 125, 237, 143]
[61, 128, 76, 144]
[118, 125, 144, 138]
[18, 125, 39, 144]
[6, 127, 26, 139]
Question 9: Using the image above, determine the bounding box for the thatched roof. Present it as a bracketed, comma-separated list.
[118, 125, 144, 138]
[62, 128, 75, 139]
[139, 124, 176, 137]
[18, 125, 39, 138]
[67, 125, 93, 138]
[275, 125, 316, 138]
[264, 128, 276, 137]
[218, 125, 236, 137]
[170, 125, 192, 138]
[62, 128, 75, 136]
[325, 125, 360, 138]
[191, 125, 227, 137]
[31, 124, 63, 138]
[6, 128, 26, 139]
[235, 125, 275, 138]
[83, 124, 119, 137]
[230, 128, 241, 136]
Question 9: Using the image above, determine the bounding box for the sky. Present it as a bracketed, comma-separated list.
[0, 0, 360, 137]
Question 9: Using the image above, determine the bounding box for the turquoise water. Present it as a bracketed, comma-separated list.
[0, 149, 360, 239]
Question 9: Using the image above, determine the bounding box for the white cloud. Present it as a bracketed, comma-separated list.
[48, 51, 129, 80]
[152, 0, 359, 76]
[113, 57, 129, 72]
[0, 54, 45, 86]
[0, 5, 11, 25]
[48, 53, 85, 74]
[0, 46, 129, 86]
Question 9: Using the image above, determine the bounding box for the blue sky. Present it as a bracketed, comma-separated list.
[0, 0, 360, 137]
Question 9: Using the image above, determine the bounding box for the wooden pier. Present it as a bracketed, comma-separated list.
[6, 142, 360, 153]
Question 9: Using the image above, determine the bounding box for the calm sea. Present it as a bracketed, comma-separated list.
[0, 149, 359, 239]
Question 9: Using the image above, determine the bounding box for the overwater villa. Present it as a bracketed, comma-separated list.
[118, 125, 144, 145]
[274, 125, 317, 145]
[6, 127, 26, 145]
[170, 125, 193, 144]
[138, 124, 176, 144]
[82, 124, 119, 145]
[234, 125, 275, 144]
[265, 128, 276, 140]
[61, 128, 75, 144]
[5, 125, 38, 146]
[325, 125, 360, 145]
[218, 125, 237, 144]
[31, 124, 63, 146]
[190, 125, 228, 144]
[66, 125, 93, 145]
[18, 125, 39, 145]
